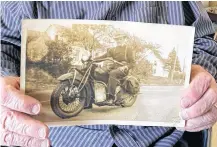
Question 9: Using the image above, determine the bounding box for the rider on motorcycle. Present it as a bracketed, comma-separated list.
[94, 45, 136, 104]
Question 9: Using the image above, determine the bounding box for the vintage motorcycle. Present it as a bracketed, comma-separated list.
[50, 55, 139, 119]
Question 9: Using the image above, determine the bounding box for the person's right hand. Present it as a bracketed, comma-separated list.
[0, 76, 50, 147]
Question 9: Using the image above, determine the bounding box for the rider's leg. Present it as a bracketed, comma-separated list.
[106, 69, 125, 104]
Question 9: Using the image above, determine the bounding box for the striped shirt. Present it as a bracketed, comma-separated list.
[1, 1, 217, 147]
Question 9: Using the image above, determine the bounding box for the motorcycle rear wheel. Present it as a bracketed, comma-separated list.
[50, 80, 87, 119]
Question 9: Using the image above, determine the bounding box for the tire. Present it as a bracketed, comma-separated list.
[121, 94, 137, 107]
[50, 80, 87, 119]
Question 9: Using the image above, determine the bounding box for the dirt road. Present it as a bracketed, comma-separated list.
[28, 86, 183, 124]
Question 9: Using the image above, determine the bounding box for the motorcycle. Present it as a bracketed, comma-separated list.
[50, 55, 139, 119]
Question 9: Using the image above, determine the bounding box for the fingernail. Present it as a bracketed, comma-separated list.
[181, 98, 190, 108]
[181, 109, 188, 120]
[38, 128, 46, 138]
[32, 104, 40, 114]
[41, 140, 49, 147]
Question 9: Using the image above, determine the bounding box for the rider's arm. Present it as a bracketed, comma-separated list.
[93, 52, 108, 60]
[93, 48, 114, 60]
[126, 50, 136, 69]
[127, 61, 136, 70]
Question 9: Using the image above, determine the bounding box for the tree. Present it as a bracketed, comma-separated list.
[164, 48, 181, 79]
[26, 24, 106, 78]
[61, 24, 105, 52]
[131, 59, 153, 80]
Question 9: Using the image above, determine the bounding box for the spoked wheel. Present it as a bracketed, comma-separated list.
[51, 80, 87, 119]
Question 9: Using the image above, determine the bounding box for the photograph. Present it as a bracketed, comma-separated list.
[21, 19, 195, 127]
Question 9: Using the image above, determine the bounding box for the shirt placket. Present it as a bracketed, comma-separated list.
[109, 125, 139, 147]
[106, 1, 126, 20]
[156, 1, 168, 24]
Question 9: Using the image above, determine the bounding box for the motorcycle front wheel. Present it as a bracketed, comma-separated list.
[50, 80, 87, 119]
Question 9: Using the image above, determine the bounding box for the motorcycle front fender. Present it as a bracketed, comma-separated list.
[57, 69, 93, 108]
[57, 73, 74, 81]
[57, 69, 83, 81]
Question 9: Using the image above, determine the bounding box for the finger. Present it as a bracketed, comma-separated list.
[1, 106, 49, 139]
[1, 129, 50, 147]
[14, 77, 20, 89]
[0, 76, 20, 90]
[185, 123, 213, 132]
[1, 85, 41, 115]
[181, 88, 217, 120]
[184, 106, 217, 131]
[181, 72, 212, 108]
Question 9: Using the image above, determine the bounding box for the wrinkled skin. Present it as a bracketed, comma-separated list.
[0, 77, 50, 147]
[0, 65, 217, 146]
[179, 65, 217, 131]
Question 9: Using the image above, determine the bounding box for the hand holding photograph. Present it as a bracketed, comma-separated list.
[21, 20, 195, 127]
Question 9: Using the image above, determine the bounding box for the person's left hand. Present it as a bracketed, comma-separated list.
[180, 65, 217, 132]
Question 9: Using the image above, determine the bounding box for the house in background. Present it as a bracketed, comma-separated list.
[46, 24, 70, 43]
[146, 52, 168, 78]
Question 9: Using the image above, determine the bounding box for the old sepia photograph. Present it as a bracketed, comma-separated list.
[21, 20, 195, 127]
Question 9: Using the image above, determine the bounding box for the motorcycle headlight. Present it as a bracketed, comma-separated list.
[82, 55, 90, 62]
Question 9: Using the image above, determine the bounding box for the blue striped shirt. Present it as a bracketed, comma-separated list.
[1, 1, 217, 147]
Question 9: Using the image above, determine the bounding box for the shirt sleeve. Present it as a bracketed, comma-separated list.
[188, 1, 217, 80]
[1, 2, 24, 77]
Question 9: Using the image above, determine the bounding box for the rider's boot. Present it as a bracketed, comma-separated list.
[103, 94, 115, 105]
[103, 99, 113, 105]
[84, 103, 93, 109]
